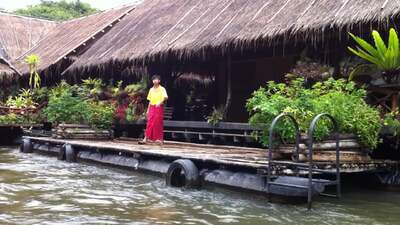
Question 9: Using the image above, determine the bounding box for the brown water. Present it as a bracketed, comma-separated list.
[1, 146, 400, 225]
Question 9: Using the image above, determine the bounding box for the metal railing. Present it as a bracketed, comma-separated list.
[267, 113, 341, 210]
[306, 113, 341, 209]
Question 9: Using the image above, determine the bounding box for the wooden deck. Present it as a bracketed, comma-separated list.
[26, 136, 397, 173]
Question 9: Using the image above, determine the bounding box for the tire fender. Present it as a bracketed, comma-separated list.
[65, 144, 77, 162]
[166, 159, 200, 188]
[58, 144, 66, 160]
[20, 139, 33, 153]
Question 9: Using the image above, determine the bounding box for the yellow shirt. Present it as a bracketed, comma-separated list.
[147, 85, 168, 105]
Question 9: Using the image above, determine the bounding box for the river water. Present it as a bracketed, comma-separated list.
[1, 146, 400, 225]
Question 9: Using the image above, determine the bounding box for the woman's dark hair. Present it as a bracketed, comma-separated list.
[151, 75, 161, 81]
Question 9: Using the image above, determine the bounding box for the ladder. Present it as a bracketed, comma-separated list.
[266, 113, 341, 210]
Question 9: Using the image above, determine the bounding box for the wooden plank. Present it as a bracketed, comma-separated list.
[25, 136, 395, 173]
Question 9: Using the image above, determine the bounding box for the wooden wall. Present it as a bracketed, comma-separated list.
[218, 55, 296, 122]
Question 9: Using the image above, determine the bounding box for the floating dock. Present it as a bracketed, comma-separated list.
[20, 136, 399, 208]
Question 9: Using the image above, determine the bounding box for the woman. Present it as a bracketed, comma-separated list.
[140, 75, 168, 144]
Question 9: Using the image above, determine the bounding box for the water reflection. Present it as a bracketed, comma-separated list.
[0, 147, 400, 225]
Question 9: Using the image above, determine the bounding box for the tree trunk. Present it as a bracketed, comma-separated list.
[224, 55, 232, 119]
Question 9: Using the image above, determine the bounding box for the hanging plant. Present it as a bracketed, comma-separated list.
[24, 54, 41, 89]
[348, 28, 400, 83]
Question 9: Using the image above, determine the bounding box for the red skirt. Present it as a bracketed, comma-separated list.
[145, 105, 164, 141]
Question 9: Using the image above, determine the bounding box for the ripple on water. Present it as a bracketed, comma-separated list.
[1, 147, 400, 225]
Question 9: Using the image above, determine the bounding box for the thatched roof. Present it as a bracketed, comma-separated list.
[0, 57, 21, 83]
[65, 0, 400, 73]
[0, 13, 56, 77]
[12, 5, 135, 76]
[0, 12, 56, 60]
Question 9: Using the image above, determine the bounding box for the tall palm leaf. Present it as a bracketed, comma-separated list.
[348, 28, 400, 81]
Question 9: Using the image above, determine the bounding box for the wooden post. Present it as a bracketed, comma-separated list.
[224, 54, 232, 119]
[392, 92, 399, 112]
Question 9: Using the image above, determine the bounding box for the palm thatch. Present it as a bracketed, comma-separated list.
[0, 13, 56, 77]
[175, 72, 215, 88]
[0, 56, 21, 85]
[0, 12, 56, 60]
[11, 5, 135, 77]
[65, 0, 400, 74]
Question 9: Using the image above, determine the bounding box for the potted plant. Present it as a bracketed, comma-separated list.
[44, 81, 115, 139]
[348, 28, 400, 84]
[246, 78, 382, 161]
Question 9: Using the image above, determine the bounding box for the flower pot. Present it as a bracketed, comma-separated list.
[382, 70, 400, 84]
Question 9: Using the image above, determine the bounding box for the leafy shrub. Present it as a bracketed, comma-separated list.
[0, 113, 28, 125]
[44, 84, 89, 124]
[43, 81, 115, 129]
[6, 89, 37, 109]
[86, 101, 115, 129]
[246, 78, 382, 149]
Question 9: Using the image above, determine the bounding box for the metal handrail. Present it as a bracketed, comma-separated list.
[267, 113, 301, 192]
[307, 113, 341, 210]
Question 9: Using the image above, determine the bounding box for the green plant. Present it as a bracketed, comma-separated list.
[125, 78, 148, 94]
[384, 111, 400, 136]
[348, 28, 400, 82]
[6, 89, 37, 109]
[0, 113, 27, 125]
[86, 101, 115, 129]
[246, 78, 382, 149]
[207, 107, 224, 126]
[32, 87, 50, 103]
[126, 103, 145, 122]
[112, 81, 124, 97]
[44, 86, 90, 125]
[43, 81, 115, 129]
[81, 78, 104, 97]
[25, 54, 41, 89]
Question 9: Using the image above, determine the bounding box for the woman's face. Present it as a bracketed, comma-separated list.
[152, 78, 160, 85]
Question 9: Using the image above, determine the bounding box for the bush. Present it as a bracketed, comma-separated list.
[246, 78, 382, 149]
[44, 81, 115, 129]
[0, 113, 28, 125]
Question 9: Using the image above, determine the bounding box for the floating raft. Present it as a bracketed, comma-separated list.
[20, 136, 400, 207]
[25, 136, 394, 174]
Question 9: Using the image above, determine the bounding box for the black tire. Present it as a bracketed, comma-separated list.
[65, 144, 77, 162]
[20, 139, 33, 153]
[58, 144, 66, 160]
[166, 159, 200, 188]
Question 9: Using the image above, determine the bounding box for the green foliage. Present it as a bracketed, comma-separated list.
[43, 81, 115, 129]
[0, 113, 29, 125]
[44, 83, 90, 124]
[112, 81, 124, 97]
[32, 87, 50, 103]
[207, 107, 224, 126]
[24, 54, 41, 89]
[6, 89, 37, 109]
[125, 81, 147, 94]
[384, 111, 400, 136]
[348, 28, 400, 80]
[81, 78, 104, 98]
[126, 103, 145, 122]
[246, 78, 382, 149]
[14, 0, 98, 21]
[86, 101, 115, 129]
